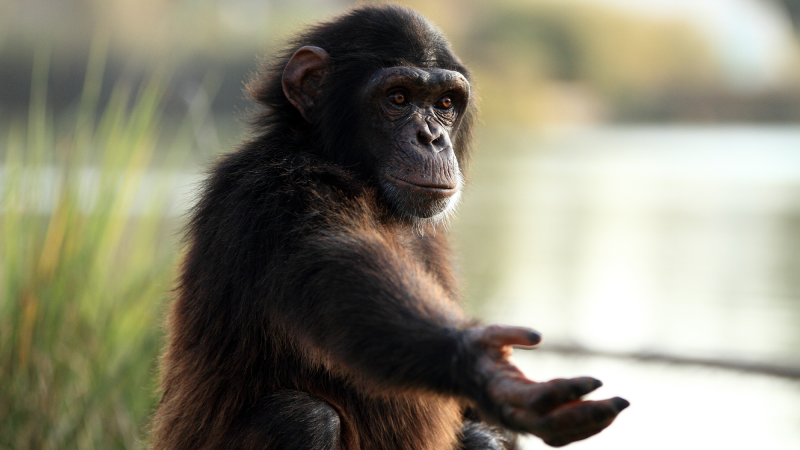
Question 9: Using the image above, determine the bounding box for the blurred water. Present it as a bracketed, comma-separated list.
[512, 351, 800, 449]
[455, 125, 800, 449]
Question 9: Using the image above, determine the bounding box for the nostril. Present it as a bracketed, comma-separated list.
[417, 130, 432, 145]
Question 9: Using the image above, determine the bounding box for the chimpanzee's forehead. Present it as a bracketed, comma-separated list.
[365, 67, 470, 94]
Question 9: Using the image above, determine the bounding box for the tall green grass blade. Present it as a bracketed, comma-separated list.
[0, 44, 209, 450]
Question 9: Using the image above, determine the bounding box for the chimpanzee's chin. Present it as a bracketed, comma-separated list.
[381, 179, 459, 221]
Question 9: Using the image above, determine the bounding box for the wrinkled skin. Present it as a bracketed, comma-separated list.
[361, 66, 470, 220]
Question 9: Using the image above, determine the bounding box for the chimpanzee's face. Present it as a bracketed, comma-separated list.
[361, 67, 470, 222]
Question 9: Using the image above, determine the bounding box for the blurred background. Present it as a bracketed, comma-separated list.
[2, 0, 800, 449]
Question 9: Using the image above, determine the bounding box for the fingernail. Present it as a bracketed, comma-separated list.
[528, 331, 542, 344]
[612, 397, 630, 411]
[591, 378, 603, 389]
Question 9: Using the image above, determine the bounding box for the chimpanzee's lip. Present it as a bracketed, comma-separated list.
[387, 175, 458, 197]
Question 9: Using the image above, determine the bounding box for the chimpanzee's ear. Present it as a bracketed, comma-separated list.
[282, 46, 330, 123]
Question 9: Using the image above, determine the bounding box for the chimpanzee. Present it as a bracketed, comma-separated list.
[149, 4, 628, 450]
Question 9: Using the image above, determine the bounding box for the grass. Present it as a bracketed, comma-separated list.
[0, 39, 201, 450]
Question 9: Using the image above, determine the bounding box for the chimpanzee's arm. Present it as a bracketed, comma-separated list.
[285, 231, 471, 391]
[281, 231, 628, 447]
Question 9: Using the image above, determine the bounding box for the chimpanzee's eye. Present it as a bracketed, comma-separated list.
[389, 92, 407, 105]
[435, 97, 452, 109]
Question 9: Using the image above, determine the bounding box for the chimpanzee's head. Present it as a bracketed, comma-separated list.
[251, 4, 475, 229]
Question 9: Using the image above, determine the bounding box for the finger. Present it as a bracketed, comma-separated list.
[482, 325, 542, 348]
[528, 377, 603, 414]
[537, 397, 630, 447]
[500, 397, 628, 438]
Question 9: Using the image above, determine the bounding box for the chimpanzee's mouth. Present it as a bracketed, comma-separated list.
[387, 175, 458, 198]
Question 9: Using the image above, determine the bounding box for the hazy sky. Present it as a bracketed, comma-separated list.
[570, 0, 798, 91]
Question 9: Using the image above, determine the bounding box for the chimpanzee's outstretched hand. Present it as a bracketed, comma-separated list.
[463, 325, 629, 447]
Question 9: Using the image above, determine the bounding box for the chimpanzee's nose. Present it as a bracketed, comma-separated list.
[415, 118, 448, 152]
